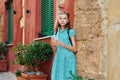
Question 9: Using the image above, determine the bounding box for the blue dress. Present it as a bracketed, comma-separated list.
[51, 28, 76, 80]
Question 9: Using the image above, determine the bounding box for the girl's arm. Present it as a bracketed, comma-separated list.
[51, 38, 57, 54]
[57, 36, 77, 53]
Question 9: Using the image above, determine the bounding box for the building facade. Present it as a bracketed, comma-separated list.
[0, 0, 120, 80]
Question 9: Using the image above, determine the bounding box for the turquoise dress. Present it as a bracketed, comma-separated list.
[51, 28, 76, 80]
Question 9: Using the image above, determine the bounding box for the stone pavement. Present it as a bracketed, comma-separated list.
[0, 72, 16, 80]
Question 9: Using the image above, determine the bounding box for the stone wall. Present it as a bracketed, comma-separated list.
[74, 0, 108, 80]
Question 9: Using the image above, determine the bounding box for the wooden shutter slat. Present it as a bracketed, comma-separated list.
[41, 0, 54, 36]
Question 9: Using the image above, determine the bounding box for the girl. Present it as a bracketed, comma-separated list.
[51, 11, 77, 80]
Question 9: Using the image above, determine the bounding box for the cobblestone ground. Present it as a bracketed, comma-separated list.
[0, 72, 16, 80]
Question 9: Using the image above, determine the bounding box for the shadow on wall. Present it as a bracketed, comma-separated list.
[0, 15, 3, 42]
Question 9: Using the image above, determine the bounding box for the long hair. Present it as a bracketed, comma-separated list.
[54, 11, 71, 32]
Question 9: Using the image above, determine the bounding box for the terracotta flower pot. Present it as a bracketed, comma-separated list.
[17, 73, 48, 80]
[0, 60, 7, 71]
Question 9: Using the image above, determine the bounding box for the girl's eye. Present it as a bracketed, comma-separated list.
[63, 18, 67, 20]
[59, 17, 67, 20]
[59, 17, 62, 19]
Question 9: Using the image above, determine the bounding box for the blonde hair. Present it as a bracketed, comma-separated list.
[54, 11, 71, 32]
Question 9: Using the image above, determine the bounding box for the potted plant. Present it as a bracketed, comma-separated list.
[13, 41, 53, 80]
[0, 42, 8, 71]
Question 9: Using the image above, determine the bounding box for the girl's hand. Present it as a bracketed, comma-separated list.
[51, 38, 58, 46]
[56, 40, 64, 46]
[51, 38, 64, 47]
[51, 36, 77, 53]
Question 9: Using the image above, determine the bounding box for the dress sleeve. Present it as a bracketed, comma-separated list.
[52, 31, 58, 40]
[69, 29, 76, 37]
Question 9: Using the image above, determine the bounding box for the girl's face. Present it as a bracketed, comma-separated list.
[57, 14, 69, 27]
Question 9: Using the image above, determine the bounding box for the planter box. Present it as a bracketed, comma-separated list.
[17, 73, 48, 80]
[0, 60, 7, 71]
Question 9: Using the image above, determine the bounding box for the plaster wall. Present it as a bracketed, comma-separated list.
[108, 0, 120, 80]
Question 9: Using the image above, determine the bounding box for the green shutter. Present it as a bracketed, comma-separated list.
[7, 2, 13, 44]
[41, 0, 54, 36]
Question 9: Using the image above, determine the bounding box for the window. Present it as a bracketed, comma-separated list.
[41, 0, 54, 37]
[5, 0, 13, 44]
